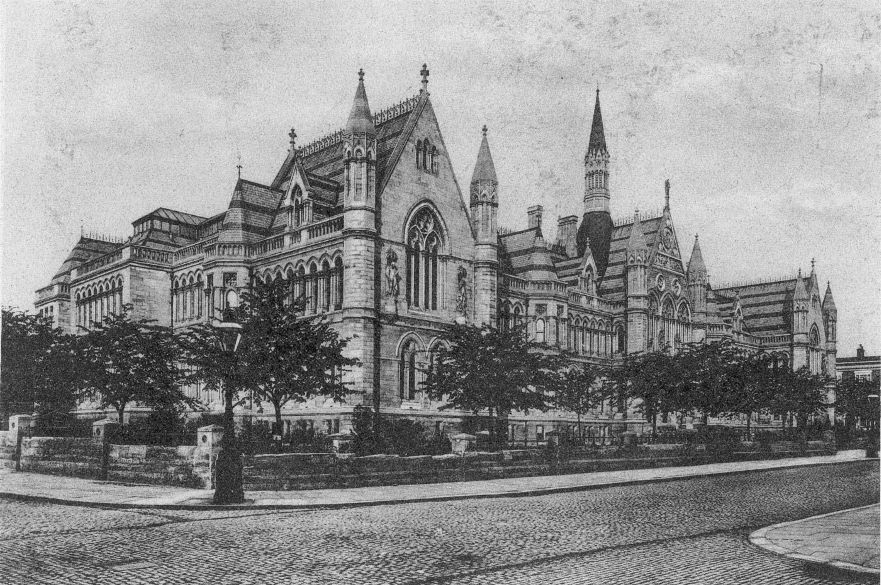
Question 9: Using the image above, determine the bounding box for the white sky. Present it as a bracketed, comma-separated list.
[2, 0, 879, 356]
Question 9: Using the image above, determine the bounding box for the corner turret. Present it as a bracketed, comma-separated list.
[687, 235, 708, 342]
[343, 69, 377, 227]
[470, 125, 499, 326]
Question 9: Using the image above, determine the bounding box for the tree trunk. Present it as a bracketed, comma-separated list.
[273, 399, 283, 437]
[487, 406, 495, 449]
[652, 413, 657, 437]
[745, 411, 752, 441]
[577, 411, 582, 444]
[116, 404, 126, 429]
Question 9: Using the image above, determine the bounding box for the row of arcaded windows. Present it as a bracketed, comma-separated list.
[263, 258, 344, 314]
[173, 277, 204, 324]
[415, 139, 439, 174]
[76, 280, 124, 329]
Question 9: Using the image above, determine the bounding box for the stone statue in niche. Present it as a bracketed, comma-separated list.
[456, 266, 468, 315]
[385, 249, 400, 299]
[383, 248, 400, 316]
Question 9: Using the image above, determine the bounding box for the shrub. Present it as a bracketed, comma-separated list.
[351, 406, 451, 457]
[117, 408, 194, 446]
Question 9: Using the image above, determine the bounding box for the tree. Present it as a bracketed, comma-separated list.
[180, 278, 359, 437]
[552, 362, 603, 441]
[1, 308, 84, 428]
[79, 308, 195, 427]
[423, 323, 562, 448]
[835, 377, 880, 431]
[237, 278, 359, 434]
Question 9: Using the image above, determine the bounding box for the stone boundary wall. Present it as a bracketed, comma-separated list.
[109, 444, 209, 488]
[19, 437, 104, 479]
[0, 431, 16, 470]
[243, 441, 837, 491]
[1, 432, 835, 491]
[0, 436, 211, 487]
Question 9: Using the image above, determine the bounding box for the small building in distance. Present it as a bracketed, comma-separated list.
[837, 345, 881, 386]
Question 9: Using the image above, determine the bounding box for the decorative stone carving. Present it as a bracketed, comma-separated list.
[384, 248, 400, 316]
[385, 249, 400, 299]
[456, 266, 468, 315]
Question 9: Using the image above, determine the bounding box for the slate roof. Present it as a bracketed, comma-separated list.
[270, 97, 419, 205]
[136, 208, 208, 226]
[596, 216, 663, 302]
[217, 179, 285, 244]
[714, 278, 805, 336]
[498, 228, 542, 275]
[51, 238, 122, 284]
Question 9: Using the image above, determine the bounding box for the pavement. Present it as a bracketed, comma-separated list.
[751, 504, 880, 575]
[0, 449, 870, 511]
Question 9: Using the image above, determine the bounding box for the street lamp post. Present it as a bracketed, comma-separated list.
[866, 393, 879, 459]
[213, 308, 244, 505]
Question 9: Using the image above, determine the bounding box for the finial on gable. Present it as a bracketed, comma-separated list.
[288, 127, 297, 151]
[420, 63, 430, 93]
[664, 179, 670, 209]
[482, 124, 487, 137]
[236, 163, 243, 179]
[358, 68, 364, 81]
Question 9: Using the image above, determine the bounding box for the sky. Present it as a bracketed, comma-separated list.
[2, 0, 879, 356]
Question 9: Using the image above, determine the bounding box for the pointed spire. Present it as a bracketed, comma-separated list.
[470, 125, 498, 185]
[587, 88, 608, 156]
[793, 269, 808, 301]
[687, 234, 707, 277]
[345, 69, 376, 135]
[664, 179, 671, 209]
[626, 209, 648, 252]
[823, 281, 837, 312]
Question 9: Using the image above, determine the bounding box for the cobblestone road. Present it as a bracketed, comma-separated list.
[1, 461, 877, 584]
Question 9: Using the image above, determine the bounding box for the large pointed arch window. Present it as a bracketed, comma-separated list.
[406, 207, 442, 310]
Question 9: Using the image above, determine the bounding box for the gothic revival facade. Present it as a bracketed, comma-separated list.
[34, 67, 839, 437]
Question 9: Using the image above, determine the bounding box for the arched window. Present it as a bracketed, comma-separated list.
[500, 302, 511, 332]
[514, 305, 523, 327]
[308, 262, 318, 313]
[431, 146, 438, 174]
[296, 265, 306, 304]
[616, 325, 626, 354]
[421, 140, 430, 174]
[197, 276, 203, 318]
[415, 140, 423, 169]
[334, 257, 344, 310]
[321, 260, 331, 312]
[400, 341, 419, 401]
[406, 207, 442, 310]
[535, 318, 546, 344]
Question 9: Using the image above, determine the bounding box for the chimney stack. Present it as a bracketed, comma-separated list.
[557, 215, 579, 257]
[527, 205, 543, 231]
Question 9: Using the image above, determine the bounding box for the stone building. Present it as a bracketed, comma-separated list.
[34, 66, 839, 438]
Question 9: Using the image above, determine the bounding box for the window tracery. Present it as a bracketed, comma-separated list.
[406, 208, 442, 310]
